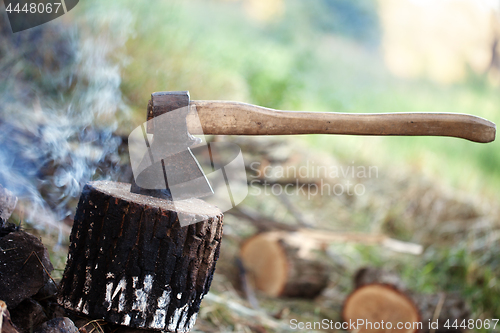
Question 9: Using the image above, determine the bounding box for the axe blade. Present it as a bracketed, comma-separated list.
[130, 91, 214, 201]
[132, 148, 213, 200]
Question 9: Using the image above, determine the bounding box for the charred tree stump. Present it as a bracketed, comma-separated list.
[239, 231, 329, 298]
[57, 181, 223, 333]
[343, 267, 470, 333]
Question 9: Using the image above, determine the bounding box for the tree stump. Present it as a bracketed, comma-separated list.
[343, 267, 470, 333]
[239, 231, 329, 298]
[57, 181, 223, 333]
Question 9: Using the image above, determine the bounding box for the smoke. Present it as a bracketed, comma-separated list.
[0, 7, 134, 231]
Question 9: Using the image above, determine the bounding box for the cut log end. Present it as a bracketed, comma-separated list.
[240, 231, 329, 298]
[58, 181, 224, 333]
[94, 180, 221, 217]
[343, 284, 421, 333]
[240, 233, 288, 297]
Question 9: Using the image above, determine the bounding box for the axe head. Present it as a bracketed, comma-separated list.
[130, 91, 214, 201]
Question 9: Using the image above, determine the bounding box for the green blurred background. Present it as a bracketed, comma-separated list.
[73, 0, 500, 196]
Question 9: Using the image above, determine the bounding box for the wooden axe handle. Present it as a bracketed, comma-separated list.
[189, 101, 496, 143]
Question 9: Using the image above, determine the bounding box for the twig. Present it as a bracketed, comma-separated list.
[0, 247, 16, 252]
[277, 193, 313, 228]
[203, 293, 291, 331]
[0, 301, 6, 333]
[19, 205, 24, 230]
[430, 293, 446, 333]
[236, 258, 260, 310]
[23, 251, 57, 285]
[80, 319, 106, 333]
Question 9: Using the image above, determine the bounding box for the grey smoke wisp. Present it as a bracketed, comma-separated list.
[0, 8, 134, 232]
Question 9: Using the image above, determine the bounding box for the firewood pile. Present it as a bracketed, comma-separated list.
[2, 133, 498, 333]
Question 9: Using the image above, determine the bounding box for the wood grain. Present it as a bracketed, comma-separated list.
[189, 101, 496, 143]
[345, 267, 470, 333]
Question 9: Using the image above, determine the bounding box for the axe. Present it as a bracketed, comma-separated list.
[130, 91, 496, 200]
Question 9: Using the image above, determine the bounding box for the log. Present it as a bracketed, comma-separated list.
[57, 181, 223, 333]
[343, 284, 421, 333]
[0, 230, 54, 309]
[343, 267, 470, 333]
[10, 299, 48, 333]
[239, 231, 329, 298]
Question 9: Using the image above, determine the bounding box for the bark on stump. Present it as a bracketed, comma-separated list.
[239, 231, 329, 298]
[57, 181, 223, 333]
[343, 267, 470, 333]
